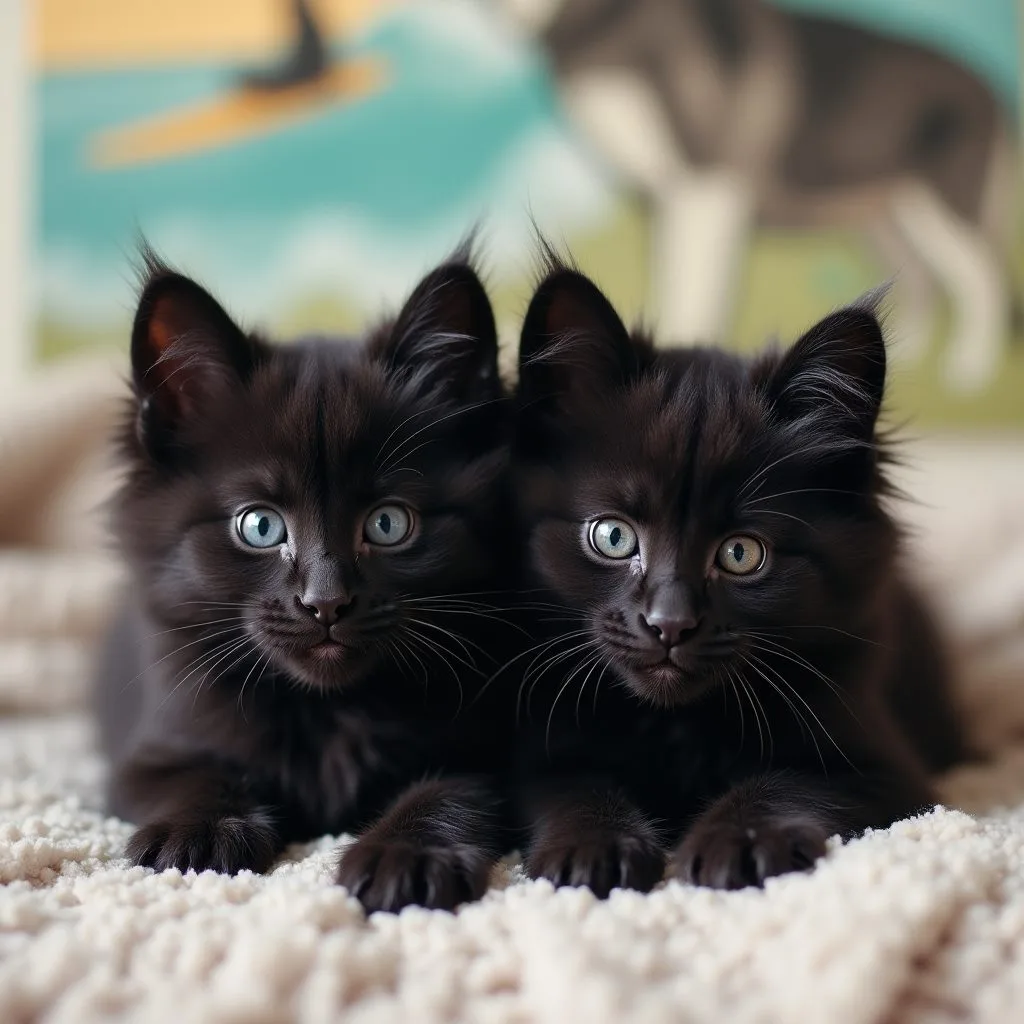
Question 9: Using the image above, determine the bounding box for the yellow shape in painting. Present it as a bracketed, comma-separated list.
[38, 0, 402, 69]
[89, 58, 387, 170]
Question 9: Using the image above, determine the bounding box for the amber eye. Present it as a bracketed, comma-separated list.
[716, 536, 766, 575]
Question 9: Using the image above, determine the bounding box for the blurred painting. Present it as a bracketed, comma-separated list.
[35, 0, 1022, 424]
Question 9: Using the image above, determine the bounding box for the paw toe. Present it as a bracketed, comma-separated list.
[338, 839, 488, 914]
[126, 811, 278, 875]
[673, 819, 829, 890]
[528, 835, 664, 897]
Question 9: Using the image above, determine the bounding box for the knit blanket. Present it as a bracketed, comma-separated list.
[2, 358, 1024, 1023]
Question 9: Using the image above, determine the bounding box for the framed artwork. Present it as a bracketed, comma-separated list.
[27, 0, 1024, 425]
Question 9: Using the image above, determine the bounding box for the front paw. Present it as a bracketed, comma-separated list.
[671, 815, 829, 890]
[526, 830, 665, 898]
[126, 808, 279, 875]
[336, 836, 491, 913]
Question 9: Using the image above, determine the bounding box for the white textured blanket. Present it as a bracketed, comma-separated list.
[2, 359, 1024, 1024]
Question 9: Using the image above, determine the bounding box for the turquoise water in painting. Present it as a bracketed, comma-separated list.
[39, 12, 558, 298]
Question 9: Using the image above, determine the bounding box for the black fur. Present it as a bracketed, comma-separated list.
[510, 252, 966, 894]
[94, 245, 518, 912]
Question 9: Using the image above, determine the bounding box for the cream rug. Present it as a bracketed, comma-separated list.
[2, 358, 1024, 1024]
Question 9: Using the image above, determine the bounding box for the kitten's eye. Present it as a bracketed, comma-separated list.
[364, 504, 413, 547]
[589, 518, 638, 560]
[716, 535, 766, 575]
[237, 508, 287, 549]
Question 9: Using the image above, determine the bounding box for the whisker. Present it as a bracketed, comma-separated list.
[519, 635, 594, 693]
[401, 588, 546, 602]
[252, 653, 272, 701]
[402, 627, 467, 712]
[740, 653, 822, 769]
[400, 601, 531, 636]
[751, 486, 862, 504]
[236, 646, 270, 722]
[404, 616, 492, 666]
[381, 438, 436, 477]
[522, 639, 595, 723]
[470, 629, 591, 707]
[393, 634, 427, 683]
[739, 437, 870, 503]
[388, 635, 415, 678]
[591, 657, 612, 716]
[745, 652, 859, 773]
[747, 672, 773, 762]
[378, 397, 502, 476]
[746, 624, 882, 647]
[740, 674, 767, 762]
[138, 625, 249, 698]
[403, 624, 479, 674]
[743, 508, 815, 530]
[157, 634, 251, 712]
[744, 636, 861, 723]
[401, 598, 505, 611]
[574, 654, 604, 728]
[726, 666, 746, 748]
[194, 639, 258, 712]
[546, 650, 601, 751]
[141, 616, 247, 642]
[168, 600, 240, 607]
[374, 406, 432, 469]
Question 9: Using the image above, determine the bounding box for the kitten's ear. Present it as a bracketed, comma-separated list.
[383, 260, 500, 403]
[131, 253, 260, 455]
[764, 298, 887, 437]
[518, 267, 641, 408]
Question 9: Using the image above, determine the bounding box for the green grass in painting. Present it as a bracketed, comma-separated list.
[37, 200, 1024, 428]
[734, 231, 1024, 429]
[38, 319, 123, 362]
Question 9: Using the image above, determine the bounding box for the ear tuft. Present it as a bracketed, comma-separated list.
[381, 246, 500, 404]
[518, 253, 645, 410]
[130, 246, 258, 459]
[764, 296, 888, 438]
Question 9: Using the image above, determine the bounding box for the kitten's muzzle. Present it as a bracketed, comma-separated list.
[295, 591, 355, 628]
[639, 582, 701, 651]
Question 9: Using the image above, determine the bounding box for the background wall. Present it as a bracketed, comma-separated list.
[7, 0, 1024, 426]
[0, 0, 30, 383]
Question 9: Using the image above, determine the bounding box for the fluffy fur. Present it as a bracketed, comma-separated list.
[510, 251, 966, 894]
[93, 246, 518, 912]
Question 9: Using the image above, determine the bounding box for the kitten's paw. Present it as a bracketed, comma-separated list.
[526, 831, 665, 898]
[671, 815, 829, 890]
[336, 835, 491, 913]
[126, 808, 279, 875]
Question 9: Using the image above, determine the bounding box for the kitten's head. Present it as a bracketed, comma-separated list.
[117, 247, 508, 691]
[515, 259, 897, 708]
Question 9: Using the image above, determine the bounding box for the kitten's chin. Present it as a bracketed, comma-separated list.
[277, 643, 380, 691]
[618, 661, 714, 708]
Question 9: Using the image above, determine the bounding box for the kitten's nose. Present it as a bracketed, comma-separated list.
[641, 586, 700, 648]
[296, 592, 353, 627]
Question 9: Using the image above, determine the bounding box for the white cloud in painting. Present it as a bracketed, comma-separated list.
[38, 121, 618, 330]
[387, 0, 542, 82]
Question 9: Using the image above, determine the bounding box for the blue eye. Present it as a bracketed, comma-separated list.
[589, 518, 638, 560]
[364, 504, 413, 547]
[237, 508, 287, 548]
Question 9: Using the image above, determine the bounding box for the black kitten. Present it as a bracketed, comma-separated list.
[94, 246, 517, 912]
[510, 254, 965, 895]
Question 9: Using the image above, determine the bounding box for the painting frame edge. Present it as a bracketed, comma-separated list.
[0, 0, 32, 384]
